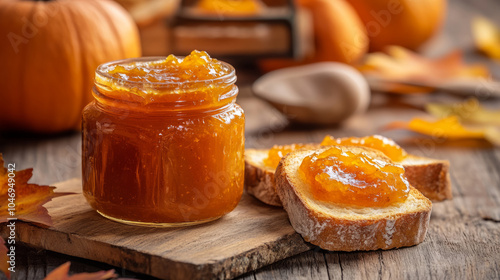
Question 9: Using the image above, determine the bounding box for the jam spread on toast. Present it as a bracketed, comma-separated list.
[299, 146, 410, 207]
[321, 135, 408, 162]
[263, 144, 307, 168]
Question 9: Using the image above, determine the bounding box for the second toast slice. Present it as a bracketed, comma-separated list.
[275, 146, 432, 251]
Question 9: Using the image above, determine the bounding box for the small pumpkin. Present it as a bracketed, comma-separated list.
[346, 0, 446, 51]
[0, 0, 141, 133]
[259, 0, 368, 72]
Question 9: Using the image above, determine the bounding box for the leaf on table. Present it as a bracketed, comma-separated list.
[385, 116, 484, 139]
[384, 116, 500, 146]
[44, 262, 117, 280]
[472, 16, 500, 60]
[0, 237, 9, 279]
[358, 46, 490, 93]
[0, 154, 74, 226]
[426, 98, 500, 126]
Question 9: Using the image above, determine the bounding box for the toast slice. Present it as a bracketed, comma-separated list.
[400, 155, 451, 201]
[275, 146, 432, 251]
[245, 144, 451, 206]
[245, 144, 317, 206]
[245, 149, 282, 206]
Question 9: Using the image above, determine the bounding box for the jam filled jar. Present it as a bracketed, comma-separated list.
[82, 51, 245, 226]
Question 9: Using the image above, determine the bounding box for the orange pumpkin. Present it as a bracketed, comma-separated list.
[0, 0, 141, 133]
[259, 0, 368, 72]
[346, 0, 446, 51]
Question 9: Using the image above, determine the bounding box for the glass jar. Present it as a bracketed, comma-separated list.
[82, 56, 245, 227]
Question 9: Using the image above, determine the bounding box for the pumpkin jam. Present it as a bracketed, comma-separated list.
[82, 51, 245, 226]
[263, 135, 407, 170]
[263, 144, 307, 168]
[321, 135, 408, 162]
[299, 147, 410, 207]
[106, 50, 226, 83]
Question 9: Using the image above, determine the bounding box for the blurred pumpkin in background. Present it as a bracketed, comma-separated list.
[259, 0, 369, 72]
[346, 0, 447, 51]
[0, 0, 141, 133]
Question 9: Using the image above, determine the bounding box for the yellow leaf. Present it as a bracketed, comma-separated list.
[384, 116, 500, 145]
[359, 46, 490, 93]
[484, 127, 500, 146]
[0, 154, 74, 226]
[472, 17, 500, 60]
[426, 98, 500, 126]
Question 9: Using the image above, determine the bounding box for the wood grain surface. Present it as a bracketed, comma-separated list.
[2, 0, 500, 279]
[2, 95, 500, 280]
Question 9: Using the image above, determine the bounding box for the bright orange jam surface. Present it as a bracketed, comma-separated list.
[321, 135, 408, 162]
[82, 51, 244, 225]
[299, 147, 410, 207]
[107, 50, 227, 83]
[97, 50, 233, 105]
[263, 144, 306, 169]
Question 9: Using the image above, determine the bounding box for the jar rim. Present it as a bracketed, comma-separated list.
[95, 56, 237, 87]
[93, 56, 239, 110]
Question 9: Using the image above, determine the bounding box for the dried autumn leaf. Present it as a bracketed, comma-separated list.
[472, 16, 500, 60]
[426, 98, 500, 126]
[359, 46, 490, 93]
[0, 237, 9, 279]
[0, 154, 74, 226]
[44, 262, 117, 280]
[385, 116, 500, 146]
[386, 116, 484, 138]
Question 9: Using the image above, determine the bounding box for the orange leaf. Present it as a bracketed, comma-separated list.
[385, 116, 488, 139]
[0, 237, 9, 279]
[44, 262, 117, 280]
[359, 46, 490, 93]
[0, 154, 74, 226]
[385, 116, 500, 146]
[472, 17, 500, 60]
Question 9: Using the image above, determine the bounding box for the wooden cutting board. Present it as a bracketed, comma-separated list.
[7, 178, 311, 279]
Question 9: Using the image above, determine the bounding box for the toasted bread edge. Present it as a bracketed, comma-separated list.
[404, 156, 452, 201]
[244, 158, 282, 206]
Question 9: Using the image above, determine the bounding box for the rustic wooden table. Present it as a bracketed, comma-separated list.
[2, 0, 500, 279]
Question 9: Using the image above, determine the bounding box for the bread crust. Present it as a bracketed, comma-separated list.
[244, 160, 281, 206]
[244, 145, 317, 206]
[275, 147, 432, 251]
[403, 156, 452, 201]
